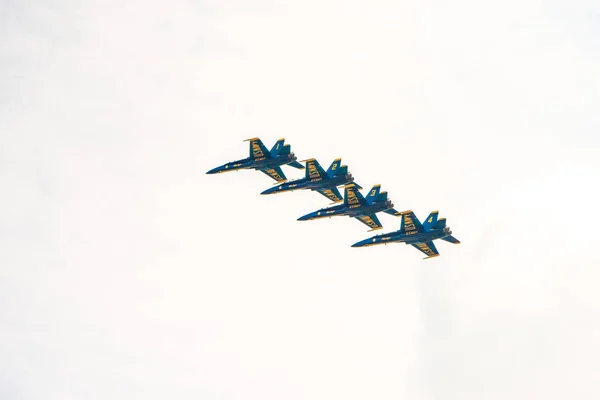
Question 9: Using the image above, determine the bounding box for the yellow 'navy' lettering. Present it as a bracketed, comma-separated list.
[346, 188, 359, 205]
[251, 141, 265, 158]
[404, 215, 416, 231]
[359, 216, 379, 229]
[416, 243, 435, 256]
[307, 161, 321, 178]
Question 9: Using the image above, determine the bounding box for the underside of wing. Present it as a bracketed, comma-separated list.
[344, 184, 366, 206]
[245, 137, 270, 159]
[304, 159, 327, 179]
[316, 187, 343, 203]
[355, 214, 383, 231]
[400, 210, 424, 234]
[260, 166, 287, 182]
[411, 241, 439, 259]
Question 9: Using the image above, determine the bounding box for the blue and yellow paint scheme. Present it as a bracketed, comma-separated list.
[297, 183, 401, 231]
[351, 210, 460, 259]
[206, 138, 305, 182]
[260, 158, 354, 203]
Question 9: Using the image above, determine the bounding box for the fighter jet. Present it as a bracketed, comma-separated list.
[260, 158, 354, 203]
[297, 183, 401, 231]
[351, 210, 460, 259]
[206, 137, 304, 182]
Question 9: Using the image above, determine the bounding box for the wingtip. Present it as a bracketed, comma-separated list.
[423, 254, 440, 259]
[243, 137, 260, 142]
[400, 210, 413, 215]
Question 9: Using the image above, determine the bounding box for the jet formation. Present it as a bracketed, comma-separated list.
[207, 137, 460, 259]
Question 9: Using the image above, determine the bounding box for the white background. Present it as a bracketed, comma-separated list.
[2, 0, 600, 399]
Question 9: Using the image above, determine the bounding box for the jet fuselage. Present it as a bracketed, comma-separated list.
[352, 227, 452, 247]
[262, 173, 353, 194]
[207, 153, 297, 174]
[298, 199, 394, 220]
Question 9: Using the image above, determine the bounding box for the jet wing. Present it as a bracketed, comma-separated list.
[260, 166, 287, 182]
[399, 210, 424, 234]
[354, 214, 383, 231]
[244, 137, 270, 159]
[411, 241, 440, 259]
[304, 159, 327, 179]
[344, 184, 366, 206]
[316, 187, 343, 203]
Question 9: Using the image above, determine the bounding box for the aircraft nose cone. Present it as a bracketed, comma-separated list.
[261, 186, 278, 195]
[351, 238, 371, 247]
[297, 214, 312, 221]
[206, 166, 221, 174]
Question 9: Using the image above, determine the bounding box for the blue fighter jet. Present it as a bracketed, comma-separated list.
[351, 210, 460, 259]
[206, 137, 304, 182]
[297, 183, 401, 231]
[260, 158, 354, 203]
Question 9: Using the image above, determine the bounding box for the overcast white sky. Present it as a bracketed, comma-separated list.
[2, 0, 600, 399]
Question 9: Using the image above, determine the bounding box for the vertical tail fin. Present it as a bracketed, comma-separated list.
[365, 184, 381, 205]
[335, 165, 348, 176]
[376, 191, 388, 202]
[326, 158, 342, 178]
[270, 138, 287, 155]
[423, 210, 439, 231]
[432, 218, 446, 230]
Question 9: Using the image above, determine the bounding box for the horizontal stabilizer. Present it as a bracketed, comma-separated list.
[383, 208, 401, 216]
[441, 235, 461, 244]
[287, 160, 304, 169]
